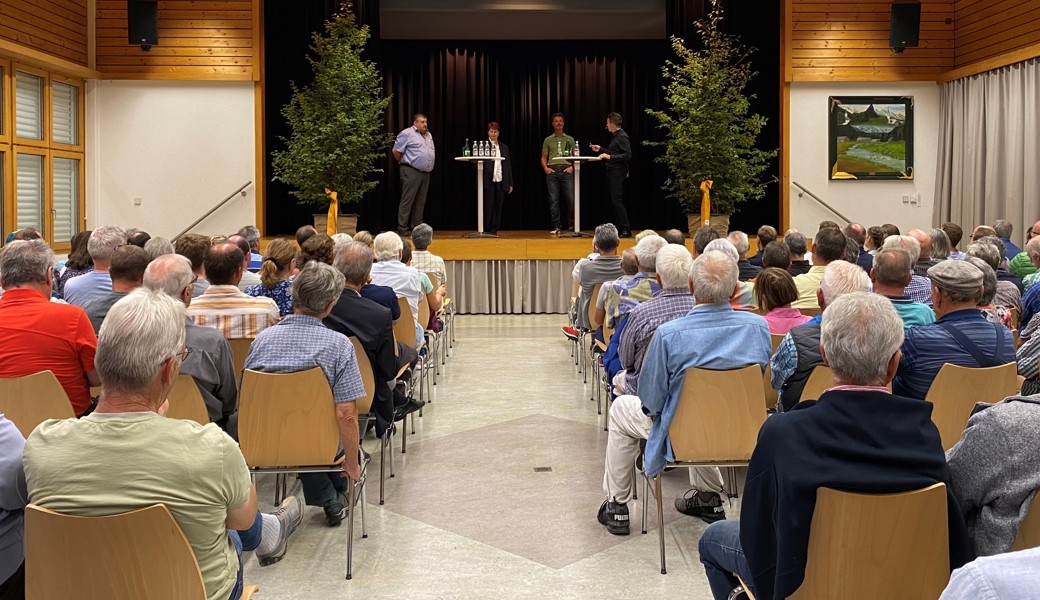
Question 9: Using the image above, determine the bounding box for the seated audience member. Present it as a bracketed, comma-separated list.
[1022, 237, 1040, 288]
[882, 223, 901, 237]
[351, 230, 373, 248]
[299, 234, 334, 266]
[0, 415, 26, 598]
[994, 219, 1021, 259]
[748, 225, 776, 267]
[410, 223, 447, 287]
[792, 227, 845, 309]
[186, 242, 279, 340]
[965, 256, 1013, 328]
[1021, 241, 1040, 329]
[244, 262, 366, 527]
[246, 238, 295, 317]
[692, 225, 721, 257]
[0, 240, 99, 416]
[1009, 220, 1040, 279]
[883, 234, 932, 306]
[930, 227, 953, 260]
[6, 227, 41, 243]
[909, 229, 940, 276]
[842, 236, 860, 265]
[865, 225, 887, 255]
[326, 241, 424, 436]
[595, 249, 639, 329]
[943, 222, 966, 260]
[597, 251, 771, 535]
[843, 223, 873, 272]
[871, 248, 935, 328]
[754, 268, 811, 335]
[401, 238, 446, 325]
[941, 547, 1040, 600]
[84, 245, 149, 333]
[144, 254, 238, 428]
[699, 292, 973, 600]
[783, 230, 811, 276]
[175, 233, 212, 297]
[613, 245, 695, 397]
[946, 393, 1040, 556]
[663, 229, 685, 245]
[574, 224, 624, 331]
[296, 224, 318, 247]
[63, 225, 126, 307]
[23, 289, 301, 599]
[761, 240, 792, 271]
[56, 230, 92, 298]
[227, 235, 261, 292]
[126, 229, 151, 248]
[893, 260, 1016, 400]
[704, 239, 754, 308]
[370, 231, 426, 348]
[730, 231, 761, 281]
[977, 235, 1025, 294]
[634, 229, 657, 242]
[236, 225, 263, 270]
[771, 261, 871, 410]
[599, 236, 665, 328]
[144, 236, 174, 261]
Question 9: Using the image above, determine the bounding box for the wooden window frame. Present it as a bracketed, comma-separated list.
[12, 146, 49, 237]
[50, 149, 85, 252]
[12, 63, 49, 149]
[0, 150, 10, 238]
[50, 75, 84, 153]
[0, 58, 10, 145]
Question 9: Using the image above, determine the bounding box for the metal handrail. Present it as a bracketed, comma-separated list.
[791, 181, 852, 225]
[172, 181, 253, 241]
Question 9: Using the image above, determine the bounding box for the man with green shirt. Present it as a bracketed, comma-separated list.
[1010, 219, 1040, 279]
[540, 112, 576, 235]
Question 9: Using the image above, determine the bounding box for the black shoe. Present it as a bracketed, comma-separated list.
[675, 489, 726, 524]
[323, 492, 348, 527]
[394, 398, 425, 421]
[597, 499, 630, 535]
[619, 230, 632, 238]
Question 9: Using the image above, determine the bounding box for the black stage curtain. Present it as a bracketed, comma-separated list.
[263, 1, 779, 236]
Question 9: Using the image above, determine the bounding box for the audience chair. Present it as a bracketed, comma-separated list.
[641, 365, 766, 574]
[570, 281, 581, 368]
[581, 283, 603, 384]
[1012, 491, 1040, 551]
[788, 483, 950, 600]
[1010, 306, 1021, 331]
[348, 336, 397, 505]
[165, 374, 210, 425]
[425, 271, 453, 365]
[598, 317, 617, 427]
[417, 293, 441, 385]
[238, 367, 369, 580]
[800, 365, 834, 403]
[763, 334, 785, 412]
[0, 371, 75, 438]
[25, 503, 259, 600]
[228, 338, 253, 387]
[394, 297, 431, 406]
[925, 362, 1018, 451]
[798, 307, 822, 318]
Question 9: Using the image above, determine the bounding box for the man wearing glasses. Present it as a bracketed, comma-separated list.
[1010, 220, 1040, 280]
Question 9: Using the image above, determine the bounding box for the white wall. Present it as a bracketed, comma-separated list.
[86, 80, 256, 238]
[788, 81, 940, 236]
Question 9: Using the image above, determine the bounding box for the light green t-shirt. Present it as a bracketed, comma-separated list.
[542, 134, 577, 166]
[419, 272, 433, 295]
[23, 412, 251, 600]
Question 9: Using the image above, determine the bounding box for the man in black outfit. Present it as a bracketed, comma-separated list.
[325, 241, 423, 436]
[592, 112, 632, 237]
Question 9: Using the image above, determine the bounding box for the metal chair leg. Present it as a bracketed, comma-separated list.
[346, 477, 356, 580]
[656, 475, 667, 574]
[402, 415, 407, 454]
[641, 473, 649, 534]
[361, 480, 368, 539]
[379, 435, 386, 505]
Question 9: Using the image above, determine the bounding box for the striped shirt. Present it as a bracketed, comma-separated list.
[617, 288, 695, 395]
[411, 250, 446, 288]
[186, 285, 279, 340]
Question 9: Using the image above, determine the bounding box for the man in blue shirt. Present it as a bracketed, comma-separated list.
[894, 260, 1016, 399]
[994, 219, 1021, 259]
[871, 248, 935, 328]
[392, 114, 436, 236]
[597, 251, 771, 535]
[0, 415, 25, 598]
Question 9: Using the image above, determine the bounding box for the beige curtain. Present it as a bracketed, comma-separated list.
[934, 58, 1040, 248]
[444, 260, 574, 314]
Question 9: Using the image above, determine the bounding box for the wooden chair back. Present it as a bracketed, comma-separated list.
[238, 368, 340, 468]
[670, 365, 766, 462]
[418, 293, 431, 332]
[1011, 490, 1040, 551]
[426, 272, 440, 290]
[393, 297, 417, 348]
[0, 371, 75, 438]
[587, 283, 603, 329]
[770, 333, 785, 352]
[1009, 306, 1021, 330]
[925, 362, 1018, 450]
[165, 374, 209, 425]
[348, 337, 376, 415]
[789, 483, 950, 600]
[800, 365, 834, 402]
[799, 307, 822, 317]
[227, 338, 253, 385]
[763, 364, 779, 412]
[25, 503, 207, 600]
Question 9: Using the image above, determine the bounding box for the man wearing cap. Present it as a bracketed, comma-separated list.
[893, 260, 1017, 400]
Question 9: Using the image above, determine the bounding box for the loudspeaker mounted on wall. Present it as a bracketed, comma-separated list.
[127, 0, 158, 51]
[890, 1, 921, 54]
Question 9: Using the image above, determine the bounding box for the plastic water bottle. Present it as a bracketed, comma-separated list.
[463, 139, 470, 157]
[557, 139, 562, 157]
[574, 140, 580, 157]
[471, 140, 476, 156]
[480, 141, 487, 156]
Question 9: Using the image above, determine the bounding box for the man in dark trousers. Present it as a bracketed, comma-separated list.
[592, 112, 632, 237]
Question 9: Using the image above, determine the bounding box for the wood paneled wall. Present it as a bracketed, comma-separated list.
[789, 0, 955, 81]
[955, 0, 1040, 67]
[95, 0, 258, 80]
[0, 0, 89, 66]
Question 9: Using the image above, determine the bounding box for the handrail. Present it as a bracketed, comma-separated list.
[172, 181, 253, 241]
[791, 181, 852, 225]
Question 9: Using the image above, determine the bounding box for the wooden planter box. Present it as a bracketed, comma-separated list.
[312, 213, 358, 236]
[687, 213, 730, 238]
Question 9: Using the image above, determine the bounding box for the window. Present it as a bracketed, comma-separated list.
[15, 153, 43, 230]
[15, 71, 43, 141]
[52, 82, 78, 146]
[52, 156, 79, 243]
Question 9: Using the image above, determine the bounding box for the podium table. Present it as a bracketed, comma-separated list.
[556, 155, 602, 237]
[455, 156, 504, 238]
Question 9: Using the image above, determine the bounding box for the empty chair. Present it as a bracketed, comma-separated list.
[925, 363, 1018, 450]
[0, 371, 75, 438]
[165, 374, 209, 425]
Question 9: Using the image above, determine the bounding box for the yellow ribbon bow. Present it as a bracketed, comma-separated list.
[699, 180, 713, 227]
[324, 188, 338, 236]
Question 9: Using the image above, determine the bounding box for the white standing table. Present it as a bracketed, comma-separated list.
[455, 155, 504, 238]
[557, 155, 602, 237]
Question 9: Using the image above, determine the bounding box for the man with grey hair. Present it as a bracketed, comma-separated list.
[186, 243, 279, 340]
[246, 262, 367, 527]
[883, 234, 933, 305]
[568, 224, 622, 337]
[994, 219, 1021, 259]
[968, 240, 1021, 312]
[144, 254, 238, 429]
[24, 289, 303, 599]
[664, 229, 685, 245]
[370, 231, 425, 348]
[0, 239, 101, 416]
[227, 235, 261, 292]
[894, 260, 1016, 399]
[909, 229, 940, 277]
[699, 292, 972, 600]
[783, 230, 811, 276]
[749, 225, 776, 268]
[692, 226, 721, 258]
[236, 225, 263, 270]
[770, 261, 871, 410]
[729, 231, 760, 281]
[871, 248, 935, 328]
[596, 235, 665, 329]
[409, 223, 447, 287]
[597, 251, 771, 535]
[63, 225, 127, 307]
[705, 238, 755, 307]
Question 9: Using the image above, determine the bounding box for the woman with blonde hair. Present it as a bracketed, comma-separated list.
[246, 238, 296, 316]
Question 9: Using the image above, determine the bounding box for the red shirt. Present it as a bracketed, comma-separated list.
[0, 288, 97, 415]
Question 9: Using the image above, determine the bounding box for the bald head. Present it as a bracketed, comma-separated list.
[908, 229, 932, 260]
[843, 223, 866, 247]
[871, 247, 912, 292]
[204, 242, 244, 286]
[226, 235, 252, 268]
[143, 253, 194, 303]
[333, 240, 373, 287]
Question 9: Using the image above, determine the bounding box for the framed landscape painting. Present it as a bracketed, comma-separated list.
[829, 96, 914, 180]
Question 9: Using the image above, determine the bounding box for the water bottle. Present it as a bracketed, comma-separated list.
[463, 139, 470, 157]
[574, 140, 580, 157]
[480, 141, 487, 156]
[471, 140, 477, 156]
[557, 139, 562, 157]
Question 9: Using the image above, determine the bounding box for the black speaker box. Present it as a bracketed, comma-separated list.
[128, 0, 158, 47]
[890, 2, 921, 52]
